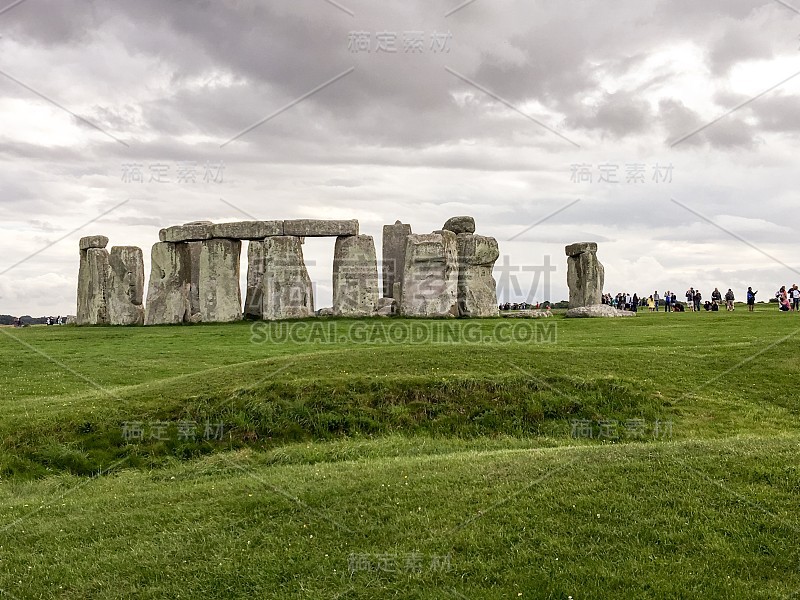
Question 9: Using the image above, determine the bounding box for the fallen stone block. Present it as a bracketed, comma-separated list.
[565, 304, 635, 318]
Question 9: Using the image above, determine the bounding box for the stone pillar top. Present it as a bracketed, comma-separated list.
[79, 235, 109, 250]
[442, 216, 476, 235]
[565, 241, 598, 257]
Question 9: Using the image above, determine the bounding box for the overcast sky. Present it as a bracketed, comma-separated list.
[1, 0, 799, 315]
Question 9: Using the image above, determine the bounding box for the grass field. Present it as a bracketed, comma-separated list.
[0, 304, 798, 598]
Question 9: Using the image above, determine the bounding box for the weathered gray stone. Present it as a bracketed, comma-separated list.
[375, 297, 396, 317]
[244, 240, 267, 320]
[565, 242, 598, 257]
[443, 216, 476, 235]
[187, 241, 202, 320]
[144, 242, 191, 325]
[333, 235, 379, 317]
[212, 221, 284, 240]
[79, 235, 109, 251]
[283, 219, 358, 237]
[456, 234, 500, 317]
[501, 309, 553, 318]
[565, 242, 604, 308]
[399, 232, 459, 317]
[382, 221, 412, 298]
[77, 247, 109, 325]
[106, 246, 144, 325]
[261, 236, 314, 320]
[159, 223, 216, 243]
[565, 304, 635, 318]
[316, 307, 334, 317]
[198, 239, 242, 323]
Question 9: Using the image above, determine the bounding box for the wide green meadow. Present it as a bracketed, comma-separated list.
[0, 304, 798, 598]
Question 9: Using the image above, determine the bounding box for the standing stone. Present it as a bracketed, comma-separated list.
[456, 234, 500, 317]
[76, 242, 110, 325]
[333, 235, 379, 317]
[144, 242, 192, 325]
[382, 221, 412, 298]
[107, 246, 145, 325]
[565, 242, 604, 308]
[261, 236, 314, 320]
[399, 232, 459, 317]
[198, 239, 242, 323]
[187, 241, 202, 320]
[244, 240, 267, 320]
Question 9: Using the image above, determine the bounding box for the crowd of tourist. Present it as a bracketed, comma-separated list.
[602, 284, 800, 313]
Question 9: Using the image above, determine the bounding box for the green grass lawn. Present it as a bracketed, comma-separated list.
[0, 304, 798, 598]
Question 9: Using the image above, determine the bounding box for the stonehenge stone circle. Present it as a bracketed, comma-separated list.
[198, 239, 242, 323]
[333, 235, 379, 317]
[382, 221, 412, 298]
[144, 242, 192, 325]
[443, 216, 476, 235]
[400, 231, 459, 317]
[565, 242, 604, 308]
[106, 246, 145, 325]
[77, 216, 506, 325]
[77, 241, 110, 325]
[456, 233, 500, 317]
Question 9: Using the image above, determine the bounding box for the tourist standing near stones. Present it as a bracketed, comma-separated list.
[747, 287, 758, 311]
[724, 289, 735, 311]
[653, 291, 660, 312]
[664, 291, 672, 312]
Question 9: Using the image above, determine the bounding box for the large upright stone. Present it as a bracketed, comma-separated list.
[198, 239, 242, 323]
[456, 234, 500, 317]
[283, 219, 358, 237]
[382, 221, 412, 298]
[399, 232, 459, 317]
[333, 235, 379, 317]
[565, 242, 604, 308]
[187, 241, 202, 320]
[144, 242, 192, 325]
[106, 246, 145, 325]
[244, 240, 267, 320]
[76, 246, 110, 325]
[261, 236, 314, 320]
